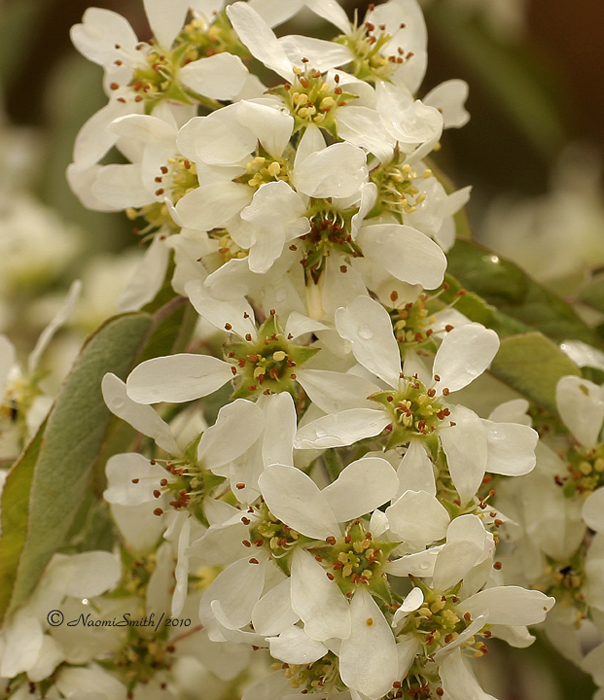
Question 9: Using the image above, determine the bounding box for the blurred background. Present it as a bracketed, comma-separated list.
[0, 0, 603, 696]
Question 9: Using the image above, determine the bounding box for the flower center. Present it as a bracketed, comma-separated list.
[336, 21, 408, 84]
[225, 313, 319, 399]
[370, 376, 449, 449]
[311, 521, 398, 601]
[387, 292, 439, 356]
[370, 156, 431, 223]
[557, 444, 604, 497]
[236, 153, 290, 190]
[272, 68, 355, 134]
[246, 503, 301, 573]
[298, 205, 361, 284]
[273, 651, 340, 693]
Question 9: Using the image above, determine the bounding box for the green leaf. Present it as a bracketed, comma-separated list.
[490, 332, 581, 415]
[447, 240, 601, 346]
[0, 419, 47, 618]
[437, 273, 530, 337]
[578, 273, 604, 314]
[0, 313, 153, 621]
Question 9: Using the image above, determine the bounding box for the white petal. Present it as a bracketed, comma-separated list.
[284, 312, 328, 340]
[377, 83, 443, 144]
[126, 354, 232, 403]
[293, 143, 368, 198]
[487, 398, 531, 425]
[385, 546, 444, 577]
[92, 163, 151, 209]
[0, 612, 43, 677]
[439, 406, 487, 505]
[258, 464, 340, 539]
[294, 408, 390, 449]
[294, 124, 327, 167]
[237, 101, 294, 159]
[104, 452, 166, 505]
[117, 234, 169, 311]
[144, 0, 189, 48]
[70, 8, 137, 65]
[560, 339, 604, 372]
[176, 178, 252, 230]
[102, 373, 179, 454]
[269, 626, 328, 664]
[323, 457, 399, 522]
[460, 586, 555, 626]
[303, 0, 351, 33]
[556, 375, 604, 448]
[439, 648, 497, 700]
[433, 323, 500, 394]
[186, 278, 257, 340]
[297, 369, 380, 414]
[249, 0, 304, 27]
[72, 98, 138, 169]
[339, 589, 398, 700]
[336, 106, 395, 163]
[180, 53, 249, 100]
[396, 440, 436, 498]
[424, 79, 470, 128]
[199, 557, 268, 634]
[0, 335, 15, 395]
[55, 666, 127, 700]
[482, 419, 538, 476]
[53, 551, 121, 598]
[291, 548, 351, 641]
[432, 540, 484, 591]
[198, 399, 264, 471]
[252, 579, 299, 636]
[335, 295, 401, 388]
[262, 392, 297, 467]
[67, 163, 121, 212]
[28, 279, 81, 374]
[357, 223, 447, 289]
[386, 490, 450, 548]
[279, 34, 353, 72]
[227, 3, 294, 80]
[178, 108, 256, 166]
[583, 487, 604, 532]
[108, 112, 177, 148]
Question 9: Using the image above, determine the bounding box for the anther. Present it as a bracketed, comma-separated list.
[153, 508, 163, 516]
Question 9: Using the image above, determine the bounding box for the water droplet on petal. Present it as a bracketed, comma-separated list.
[111, 399, 125, 410]
[315, 428, 327, 438]
[275, 288, 287, 302]
[358, 325, 373, 340]
[419, 561, 429, 570]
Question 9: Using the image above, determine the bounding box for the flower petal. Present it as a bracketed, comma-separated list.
[126, 354, 233, 403]
[460, 586, 555, 626]
[269, 625, 328, 664]
[482, 419, 538, 476]
[583, 487, 604, 533]
[297, 369, 381, 414]
[117, 234, 170, 311]
[293, 142, 367, 198]
[258, 464, 340, 539]
[424, 79, 470, 128]
[294, 408, 390, 449]
[70, 8, 137, 65]
[180, 53, 249, 100]
[252, 579, 299, 636]
[439, 648, 497, 700]
[357, 223, 447, 290]
[291, 548, 351, 641]
[339, 589, 398, 700]
[186, 278, 257, 340]
[102, 373, 179, 454]
[261, 392, 297, 467]
[335, 295, 401, 388]
[439, 406, 487, 505]
[237, 101, 295, 160]
[323, 457, 399, 522]
[556, 375, 604, 448]
[433, 323, 500, 394]
[227, 2, 294, 80]
[386, 490, 450, 548]
[396, 440, 436, 498]
[198, 398, 265, 473]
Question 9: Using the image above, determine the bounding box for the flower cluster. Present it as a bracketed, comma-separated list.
[3, 1, 582, 699]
